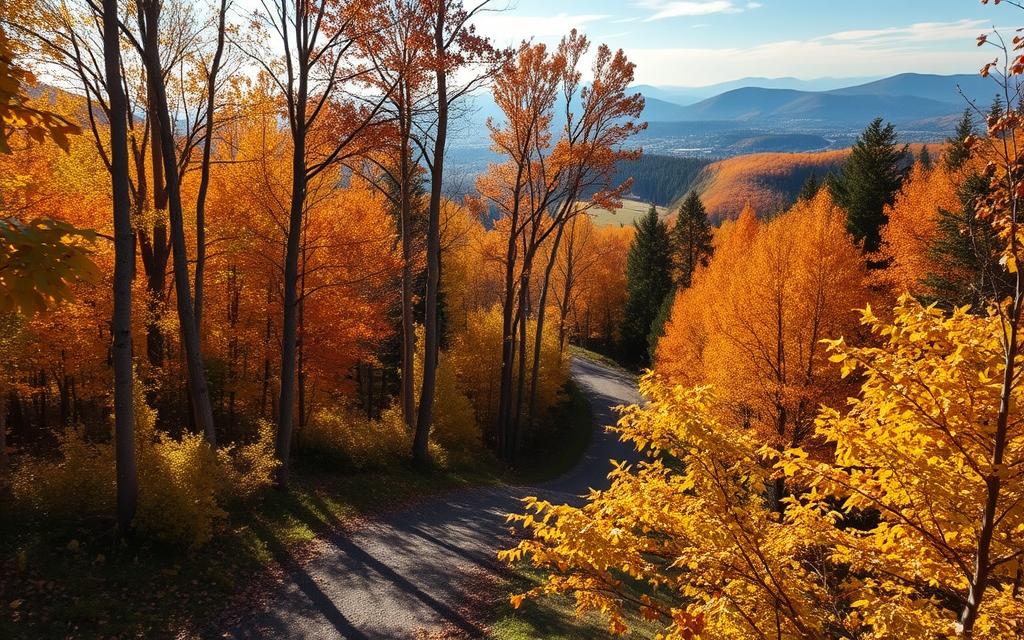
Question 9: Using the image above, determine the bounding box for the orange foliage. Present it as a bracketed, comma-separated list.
[657, 192, 869, 448]
[878, 161, 964, 293]
[696, 149, 849, 223]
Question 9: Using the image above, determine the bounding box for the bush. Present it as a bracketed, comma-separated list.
[11, 377, 277, 547]
[299, 402, 411, 470]
[216, 420, 278, 502]
[413, 325, 482, 460]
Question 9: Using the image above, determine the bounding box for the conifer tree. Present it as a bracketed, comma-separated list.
[830, 118, 909, 253]
[917, 146, 932, 170]
[671, 190, 713, 289]
[797, 171, 821, 202]
[944, 110, 975, 172]
[620, 205, 672, 366]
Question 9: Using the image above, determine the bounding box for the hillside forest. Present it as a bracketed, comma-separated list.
[3, 0, 1024, 638]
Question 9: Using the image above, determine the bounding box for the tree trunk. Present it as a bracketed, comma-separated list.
[528, 220, 566, 428]
[398, 109, 417, 440]
[274, 55, 308, 488]
[139, 0, 217, 444]
[0, 394, 8, 474]
[193, 0, 228, 334]
[959, 284, 1021, 635]
[103, 0, 137, 535]
[412, 10, 450, 467]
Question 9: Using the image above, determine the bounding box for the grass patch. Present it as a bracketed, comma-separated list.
[585, 198, 668, 228]
[0, 462, 495, 639]
[485, 567, 659, 640]
[511, 380, 593, 484]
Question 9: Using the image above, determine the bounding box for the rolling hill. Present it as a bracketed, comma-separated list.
[689, 150, 851, 223]
[676, 87, 968, 125]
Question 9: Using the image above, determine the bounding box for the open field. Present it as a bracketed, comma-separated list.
[584, 198, 669, 227]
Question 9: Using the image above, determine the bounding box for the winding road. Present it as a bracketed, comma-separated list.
[228, 356, 641, 639]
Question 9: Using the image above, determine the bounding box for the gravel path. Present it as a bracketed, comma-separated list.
[228, 356, 641, 639]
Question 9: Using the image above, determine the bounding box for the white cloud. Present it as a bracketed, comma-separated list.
[634, 1, 759, 22]
[818, 19, 988, 46]
[625, 21, 988, 86]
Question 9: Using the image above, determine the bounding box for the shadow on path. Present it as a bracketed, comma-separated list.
[226, 356, 641, 640]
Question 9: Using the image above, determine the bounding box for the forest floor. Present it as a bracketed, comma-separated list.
[222, 356, 648, 639]
[0, 355, 646, 639]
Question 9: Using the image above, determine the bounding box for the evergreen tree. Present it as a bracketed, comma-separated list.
[944, 110, 975, 172]
[922, 170, 1012, 310]
[647, 289, 675, 365]
[830, 118, 909, 253]
[672, 190, 714, 289]
[797, 171, 821, 202]
[917, 146, 932, 171]
[619, 205, 673, 366]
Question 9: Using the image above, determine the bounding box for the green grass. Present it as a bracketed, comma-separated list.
[585, 198, 668, 228]
[0, 463, 494, 639]
[568, 344, 634, 374]
[485, 568, 659, 640]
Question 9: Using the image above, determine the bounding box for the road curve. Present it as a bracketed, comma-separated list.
[227, 356, 641, 639]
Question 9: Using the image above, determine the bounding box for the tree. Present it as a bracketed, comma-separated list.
[101, 0, 137, 535]
[245, 0, 387, 487]
[797, 170, 820, 202]
[671, 190, 712, 289]
[945, 110, 975, 172]
[918, 145, 933, 170]
[922, 173, 1010, 309]
[479, 32, 643, 458]
[619, 205, 671, 367]
[136, 0, 217, 443]
[830, 117, 908, 253]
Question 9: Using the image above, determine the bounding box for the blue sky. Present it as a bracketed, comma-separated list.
[472, 0, 1013, 85]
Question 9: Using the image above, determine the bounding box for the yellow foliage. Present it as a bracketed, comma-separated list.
[446, 305, 569, 430]
[502, 376, 837, 639]
[413, 326, 481, 458]
[12, 377, 276, 547]
[300, 403, 411, 470]
[508, 296, 1024, 638]
[779, 296, 1024, 638]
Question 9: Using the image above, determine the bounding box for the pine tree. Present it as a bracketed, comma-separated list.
[620, 205, 672, 366]
[797, 171, 821, 202]
[944, 110, 975, 172]
[922, 172, 1012, 310]
[646, 289, 675, 365]
[830, 118, 909, 253]
[672, 190, 714, 289]
[918, 146, 932, 171]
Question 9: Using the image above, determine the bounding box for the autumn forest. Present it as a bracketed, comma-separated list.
[3, 0, 1024, 638]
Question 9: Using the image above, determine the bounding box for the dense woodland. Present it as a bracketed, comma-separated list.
[3, 0, 1024, 638]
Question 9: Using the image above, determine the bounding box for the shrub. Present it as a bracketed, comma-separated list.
[413, 325, 482, 459]
[216, 419, 278, 502]
[11, 377, 276, 547]
[299, 402, 411, 470]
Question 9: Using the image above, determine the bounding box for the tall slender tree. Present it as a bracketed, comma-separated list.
[246, 0, 388, 487]
[101, 0, 137, 534]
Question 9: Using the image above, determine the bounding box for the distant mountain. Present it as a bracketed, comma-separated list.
[632, 76, 880, 105]
[828, 73, 997, 108]
[641, 96, 692, 122]
[676, 84, 970, 125]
